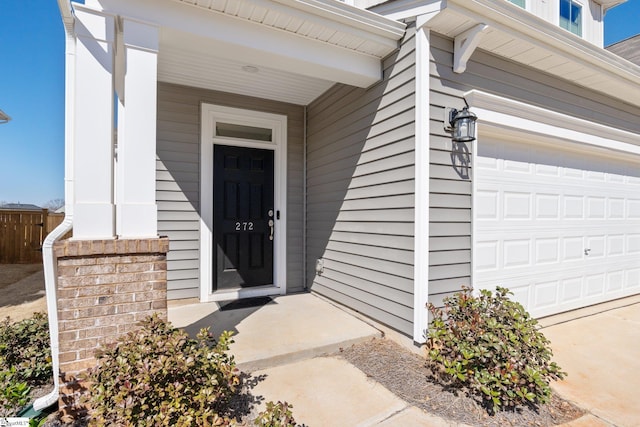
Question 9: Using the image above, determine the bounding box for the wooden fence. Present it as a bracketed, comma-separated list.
[0, 209, 70, 264]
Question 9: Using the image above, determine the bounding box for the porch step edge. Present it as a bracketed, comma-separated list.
[237, 332, 382, 373]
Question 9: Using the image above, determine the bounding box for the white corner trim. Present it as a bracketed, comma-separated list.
[465, 90, 640, 156]
[413, 25, 430, 344]
[453, 24, 489, 74]
[199, 104, 288, 302]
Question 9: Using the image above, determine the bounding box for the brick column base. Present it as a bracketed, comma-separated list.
[54, 237, 169, 416]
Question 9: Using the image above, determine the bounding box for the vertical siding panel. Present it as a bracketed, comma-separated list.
[306, 26, 416, 336]
[157, 82, 305, 299]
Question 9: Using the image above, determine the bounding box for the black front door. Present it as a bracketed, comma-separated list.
[213, 145, 274, 291]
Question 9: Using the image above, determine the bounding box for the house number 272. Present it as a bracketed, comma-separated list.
[235, 222, 254, 231]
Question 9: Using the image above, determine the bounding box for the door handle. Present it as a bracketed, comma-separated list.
[584, 248, 591, 255]
[268, 219, 274, 241]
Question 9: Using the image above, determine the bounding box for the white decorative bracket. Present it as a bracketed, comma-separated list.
[453, 24, 489, 74]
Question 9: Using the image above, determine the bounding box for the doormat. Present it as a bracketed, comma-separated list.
[219, 296, 274, 311]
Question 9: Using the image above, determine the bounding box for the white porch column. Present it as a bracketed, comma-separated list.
[73, 7, 116, 239]
[115, 19, 159, 238]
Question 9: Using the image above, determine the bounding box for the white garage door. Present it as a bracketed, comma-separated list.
[474, 136, 640, 318]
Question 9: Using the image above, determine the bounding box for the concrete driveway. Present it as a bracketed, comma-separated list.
[540, 295, 640, 427]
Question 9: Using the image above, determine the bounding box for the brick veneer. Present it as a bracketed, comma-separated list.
[54, 237, 169, 378]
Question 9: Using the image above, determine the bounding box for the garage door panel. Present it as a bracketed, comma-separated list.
[476, 190, 498, 219]
[535, 238, 560, 264]
[587, 197, 606, 219]
[504, 192, 531, 219]
[609, 198, 625, 218]
[561, 277, 582, 303]
[562, 237, 584, 261]
[585, 236, 605, 258]
[585, 274, 606, 297]
[607, 270, 624, 292]
[607, 235, 624, 256]
[475, 241, 498, 270]
[503, 239, 530, 268]
[626, 269, 640, 289]
[474, 136, 640, 318]
[564, 196, 584, 219]
[536, 194, 560, 219]
[534, 280, 560, 309]
[629, 200, 640, 218]
[628, 234, 640, 253]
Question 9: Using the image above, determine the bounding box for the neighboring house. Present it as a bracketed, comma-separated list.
[55, 0, 640, 346]
[0, 109, 10, 124]
[1, 203, 43, 211]
[607, 34, 640, 65]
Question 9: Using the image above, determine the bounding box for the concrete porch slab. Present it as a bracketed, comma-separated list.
[168, 293, 381, 371]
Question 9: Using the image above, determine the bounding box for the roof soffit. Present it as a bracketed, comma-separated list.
[81, 0, 407, 102]
[397, 0, 640, 108]
[173, 0, 405, 59]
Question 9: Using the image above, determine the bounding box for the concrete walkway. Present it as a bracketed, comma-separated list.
[169, 293, 640, 426]
[169, 293, 457, 425]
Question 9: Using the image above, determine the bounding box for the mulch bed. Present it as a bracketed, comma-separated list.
[337, 338, 584, 427]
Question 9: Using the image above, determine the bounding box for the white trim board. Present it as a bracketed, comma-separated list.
[413, 25, 431, 344]
[200, 104, 288, 302]
[465, 90, 640, 157]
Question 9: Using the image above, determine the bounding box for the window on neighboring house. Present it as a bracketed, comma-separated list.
[509, 0, 526, 8]
[560, 0, 582, 36]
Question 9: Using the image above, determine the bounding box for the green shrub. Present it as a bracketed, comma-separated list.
[0, 313, 52, 415]
[84, 314, 240, 426]
[0, 312, 52, 385]
[0, 367, 31, 414]
[426, 287, 566, 412]
[254, 401, 300, 427]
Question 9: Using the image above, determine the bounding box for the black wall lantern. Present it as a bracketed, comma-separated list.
[449, 106, 477, 143]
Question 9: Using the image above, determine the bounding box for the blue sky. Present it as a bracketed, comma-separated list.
[0, 0, 639, 207]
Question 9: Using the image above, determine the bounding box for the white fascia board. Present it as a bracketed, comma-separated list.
[57, 0, 74, 30]
[273, 0, 406, 39]
[87, 0, 386, 87]
[465, 90, 640, 156]
[595, 0, 627, 12]
[372, 0, 446, 22]
[446, 0, 640, 94]
[198, 0, 401, 51]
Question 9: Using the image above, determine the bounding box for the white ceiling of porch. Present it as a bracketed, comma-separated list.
[158, 30, 335, 105]
[153, 0, 404, 105]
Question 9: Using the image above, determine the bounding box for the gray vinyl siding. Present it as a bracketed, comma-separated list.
[428, 33, 640, 307]
[156, 82, 305, 299]
[306, 25, 416, 336]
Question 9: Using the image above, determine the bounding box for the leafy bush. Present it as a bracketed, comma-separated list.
[0, 367, 31, 414]
[0, 312, 52, 415]
[84, 314, 240, 426]
[0, 312, 52, 385]
[426, 287, 566, 412]
[254, 401, 300, 427]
